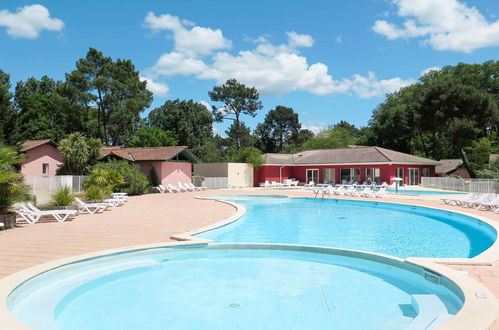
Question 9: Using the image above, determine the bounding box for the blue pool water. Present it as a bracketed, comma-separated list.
[199, 195, 496, 259]
[9, 245, 463, 330]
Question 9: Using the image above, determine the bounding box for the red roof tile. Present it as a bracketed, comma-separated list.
[20, 139, 55, 152]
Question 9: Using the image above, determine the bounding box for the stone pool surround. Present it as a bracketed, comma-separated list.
[0, 190, 498, 329]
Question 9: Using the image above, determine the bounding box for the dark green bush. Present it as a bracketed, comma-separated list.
[91, 160, 149, 195]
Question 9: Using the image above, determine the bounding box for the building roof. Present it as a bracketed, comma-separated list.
[20, 139, 56, 152]
[435, 159, 463, 174]
[101, 146, 200, 163]
[262, 146, 439, 166]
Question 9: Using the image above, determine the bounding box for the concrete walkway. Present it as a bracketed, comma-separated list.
[1, 189, 499, 328]
[0, 192, 234, 278]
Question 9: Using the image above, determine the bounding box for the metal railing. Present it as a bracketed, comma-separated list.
[24, 175, 88, 204]
[421, 177, 499, 193]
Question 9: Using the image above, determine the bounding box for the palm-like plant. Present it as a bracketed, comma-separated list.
[0, 144, 32, 214]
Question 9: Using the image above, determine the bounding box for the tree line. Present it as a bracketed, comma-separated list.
[0, 48, 497, 177]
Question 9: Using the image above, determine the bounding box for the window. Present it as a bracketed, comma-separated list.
[322, 168, 335, 184]
[306, 169, 319, 184]
[422, 168, 430, 178]
[340, 168, 360, 183]
[42, 163, 49, 175]
[408, 168, 420, 185]
[396, 168, 404, 179]
[365, 168, 381, 184]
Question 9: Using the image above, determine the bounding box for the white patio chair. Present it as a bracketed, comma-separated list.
[465, 194, 493, 208]
[167, 184, 180, 193]
[476, 196, 499, 211]
[17, 203, 78, 224]
[304, 181, 315, 187]
[75, 198, 109, 214]
[441, 193, 476, 206]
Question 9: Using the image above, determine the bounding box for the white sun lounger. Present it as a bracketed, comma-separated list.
[357, 187, 372, 197]
[188, 183, 205, 191]
[167, 184, 180, 193]
[17, 203, 78, 224]
[476, 196, 499, 211]
[465, 194, 493, 208]
[155, 185, 167, 193]
[75, 198, 109, 214]
[441, 193, 476, 206]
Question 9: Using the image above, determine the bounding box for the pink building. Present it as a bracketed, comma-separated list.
[20, 139, 63, 176]
[101, 146, 199, 186]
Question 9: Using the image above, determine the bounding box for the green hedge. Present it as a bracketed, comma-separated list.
[91, 160, 149, 195]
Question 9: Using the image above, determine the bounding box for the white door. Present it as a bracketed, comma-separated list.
[408, 168, 419, 185]
[306, 169, 319, 184]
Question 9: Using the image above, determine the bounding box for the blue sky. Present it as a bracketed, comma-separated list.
[1, 0, 499, 135]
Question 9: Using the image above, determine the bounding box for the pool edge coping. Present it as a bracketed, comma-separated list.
[0, 194, 498, 330]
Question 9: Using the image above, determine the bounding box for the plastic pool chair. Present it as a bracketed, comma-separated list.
[476, 196, 499, 211]
[75, 198, 110, 214]
[441, 193, 476, 206]
[17, 203, 78, 224]
[467, 194, 493, 209]
[374, 187, 388, 198]
[358, 187, 372, 197]
[167, 184, 180, 193]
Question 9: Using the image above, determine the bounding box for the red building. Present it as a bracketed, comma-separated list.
[254, 146, 438, 186]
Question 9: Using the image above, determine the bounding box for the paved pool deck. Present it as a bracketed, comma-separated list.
[1, 188, 499, 328]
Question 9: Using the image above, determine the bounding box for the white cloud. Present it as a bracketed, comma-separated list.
[151, 52, 208, 76]
[145, 13, 411, 98]
[347, 72, 413, 99]
[244, 34, 270, 44]
[287, 31, 314, 48]
[144, 12, 231, 57]
[140, 76, 169, 97]
[0, 4, 64, 39]
[373, 0, 499, 52]
[420, 66, 441, 76]
[199, 100, 211, 110]
[336, 35, 343, 43]
[302, 121, 327, 134]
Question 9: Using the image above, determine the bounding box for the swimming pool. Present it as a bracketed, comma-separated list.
[199, 195, 496, 259]
[8, 244, 463, 330]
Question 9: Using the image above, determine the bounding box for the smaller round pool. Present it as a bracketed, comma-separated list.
[9, 244, 463, 330]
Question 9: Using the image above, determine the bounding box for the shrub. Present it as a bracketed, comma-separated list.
[51, 186, 75, 206]
[0, 144, 32, 214]
[91, 160, 149, 195]
[83, 185, 110, 201]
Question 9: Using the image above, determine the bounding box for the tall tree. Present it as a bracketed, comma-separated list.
[65, 48, 152, 145]
[127, 127, 177, 147]
[13, 76, 69, 142]
[226, 122, 256, 149]
[209, 79, 263, 149]
[301, 126, 358, 150]
[0, 70, 17, 144]
[418, 80, 496, 177]
[255, 106, 301, 153]
[148, 99, 213, 150]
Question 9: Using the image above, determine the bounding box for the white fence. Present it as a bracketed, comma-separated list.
[421, 177, 499, 193]
[24, 175, 88, 204]
[194, 177, 229, 189]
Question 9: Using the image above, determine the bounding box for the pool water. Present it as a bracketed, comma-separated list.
[199, 196, 496, 259]
[9, 245, 463, 330]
